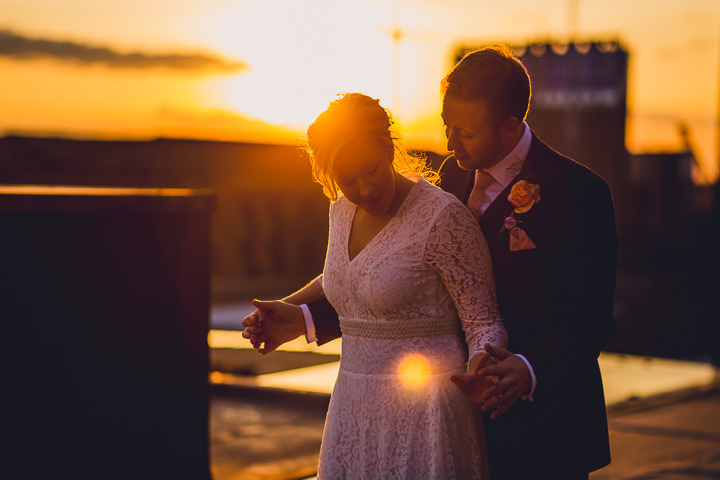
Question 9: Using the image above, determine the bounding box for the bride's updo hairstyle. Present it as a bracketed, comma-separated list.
[306, 92, 438, 201]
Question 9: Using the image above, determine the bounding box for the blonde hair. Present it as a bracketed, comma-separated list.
[305, 92, 438, 201]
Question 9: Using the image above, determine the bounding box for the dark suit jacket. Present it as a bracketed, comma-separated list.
[309, 131, 617, 477]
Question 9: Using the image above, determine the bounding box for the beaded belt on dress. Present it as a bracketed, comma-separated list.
[339, 316, 460, 339]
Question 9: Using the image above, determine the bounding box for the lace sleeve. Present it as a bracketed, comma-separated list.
[424, 202, 507, 359]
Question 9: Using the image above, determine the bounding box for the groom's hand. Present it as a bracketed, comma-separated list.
[475, 344, 532, 420]
[241, 299, 306, 354]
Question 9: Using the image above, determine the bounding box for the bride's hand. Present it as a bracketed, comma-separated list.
[241, 299, 306, 354]
[450, 352, 498, 404]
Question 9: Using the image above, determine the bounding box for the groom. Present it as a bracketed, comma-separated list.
[244, 45, 617, 479]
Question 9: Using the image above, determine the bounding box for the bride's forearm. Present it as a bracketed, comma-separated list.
[281, 274, 325, 305]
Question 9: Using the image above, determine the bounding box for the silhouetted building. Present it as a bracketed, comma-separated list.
[626, 149, 695, 263]
[0, 135, 445, 300]
[0, 136, 330, 299]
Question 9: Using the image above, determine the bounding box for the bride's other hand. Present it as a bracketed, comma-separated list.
[241, 309, 266, 350]
[450, 352, 498, 403]
[241, 299, 306, 354]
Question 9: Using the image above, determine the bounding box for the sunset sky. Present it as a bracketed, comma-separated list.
[2, 0, 719, 182]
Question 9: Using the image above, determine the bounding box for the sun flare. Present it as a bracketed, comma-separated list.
[197, 0, 401, 129]
[398, 354, 433, 389]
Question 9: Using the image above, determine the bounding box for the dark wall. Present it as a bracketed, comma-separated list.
[2, 188, 214, 478]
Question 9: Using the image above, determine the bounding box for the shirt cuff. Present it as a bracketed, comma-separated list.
[515, 354, 537, 401]
[300, 304, 317, 343]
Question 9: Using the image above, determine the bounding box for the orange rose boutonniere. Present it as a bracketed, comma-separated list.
[501, 180, 540, 251]
[508, 180, 541, 214]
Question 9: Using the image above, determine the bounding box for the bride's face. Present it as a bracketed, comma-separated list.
[332, 134, 396, 216]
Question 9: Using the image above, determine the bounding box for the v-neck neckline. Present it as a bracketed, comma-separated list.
[346, 178, 422, 263]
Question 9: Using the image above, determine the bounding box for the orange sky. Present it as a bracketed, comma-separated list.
[1, 0, 719, 182]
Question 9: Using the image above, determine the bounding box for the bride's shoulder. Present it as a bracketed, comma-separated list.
[328, 195, 353, 216]
[415, 178, 465, 211]
[412, 179, 478, 230]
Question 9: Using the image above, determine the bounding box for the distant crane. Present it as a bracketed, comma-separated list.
[568, 0, 579, 39]
[377, 13, 436, 122]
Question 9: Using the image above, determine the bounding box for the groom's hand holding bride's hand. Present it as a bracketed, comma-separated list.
[475, 344, 532, 420]
[241, 299, 306, 354]
[450, 352, 498, 404]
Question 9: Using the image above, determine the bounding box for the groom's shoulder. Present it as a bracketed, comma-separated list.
[534, 138, 610, 191]
[530, 139, 614, 214]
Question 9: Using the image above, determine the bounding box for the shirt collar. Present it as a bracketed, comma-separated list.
[484, 122, 532, 188]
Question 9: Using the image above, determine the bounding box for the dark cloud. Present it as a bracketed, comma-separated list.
[0, 30, 247, 72]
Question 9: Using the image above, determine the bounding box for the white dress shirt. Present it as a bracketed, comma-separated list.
[469, 121, 532, 216]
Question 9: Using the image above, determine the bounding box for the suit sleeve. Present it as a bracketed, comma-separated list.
[306, 200, 343, 345]
[306, 297, 342, 345]
[522, 174, 617, 393]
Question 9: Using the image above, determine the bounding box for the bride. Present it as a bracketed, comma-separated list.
[247, 93, 506, 479]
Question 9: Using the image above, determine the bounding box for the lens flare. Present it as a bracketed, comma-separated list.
[398, 354, 432, 388]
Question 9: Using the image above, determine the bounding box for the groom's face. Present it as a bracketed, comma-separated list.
[442, 96, 505, 172]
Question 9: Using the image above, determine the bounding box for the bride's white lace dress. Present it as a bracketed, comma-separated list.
[317, 178, 507, 479]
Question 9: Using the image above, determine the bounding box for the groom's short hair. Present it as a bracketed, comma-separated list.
[441, 45, 531, 124]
